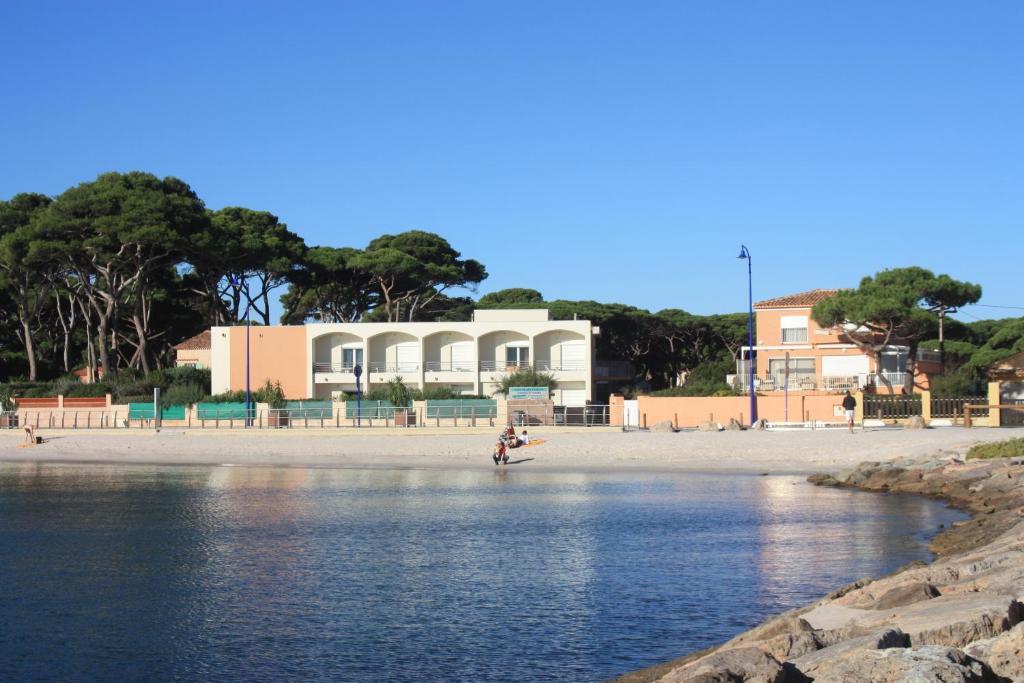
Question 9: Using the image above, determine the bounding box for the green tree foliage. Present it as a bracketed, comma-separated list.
[205, 207, 307, 325]
[812, 267, 981, 393]
[37, 172, 209, 377]
[477, 288, 544, 306]
[0, 193, 53, 379]
[494, 368, 558, 396]
[281, 246, 377, 323]
[351, 230, 487, 322]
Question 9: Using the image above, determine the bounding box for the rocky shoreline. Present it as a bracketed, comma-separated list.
[615, 449, 1024, 682]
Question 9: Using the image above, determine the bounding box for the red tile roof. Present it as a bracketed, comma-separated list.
[174, 330, 211, 351]
[754, 289, 838, 309]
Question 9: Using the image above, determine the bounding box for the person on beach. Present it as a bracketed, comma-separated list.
[842, 391, 857, 433]
[493, 440, 507, 466]
[521, 430, 530, 445]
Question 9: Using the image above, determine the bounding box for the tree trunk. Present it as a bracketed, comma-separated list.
[96, 317, 112, 381]
[132, 298, 151, 375]
[20, 317, 37, 381]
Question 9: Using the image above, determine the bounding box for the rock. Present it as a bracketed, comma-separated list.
[865, 582, 941, 610]
[792, 645, 1002, 682]
[807, 473, 840, 487]
[752, 418, 768, 431]
[657, 647, 795, 683]
[788, 628, 909, 675]
[976, 621, 1024, 681]
[650, 420, 677, 433]
[725, 418, 745, 431]
[905, 415, 930, 429]
[697, 421, 723, 432]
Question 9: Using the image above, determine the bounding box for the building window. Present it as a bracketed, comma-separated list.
[342, 348, 363, 370]
[506, 345, 529, 368]
[768, 357, 815, 382]
[781, 315, 808, 343]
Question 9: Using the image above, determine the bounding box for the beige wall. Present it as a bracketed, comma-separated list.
[755, 307, 843, 346]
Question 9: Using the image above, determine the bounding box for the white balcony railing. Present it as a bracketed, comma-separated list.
[313, 362, 358, 373]
[479, 360, 531, 372]
[368, 362, 419, 373]
[423, 361, 475, 372]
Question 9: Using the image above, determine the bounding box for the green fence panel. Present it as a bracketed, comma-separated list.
[284, 400, 333, 418]
[425, 399, 497, 418]
[128, 403, 186, 420]
[345, 400, 403, 418]
[197, 402, 251, 419]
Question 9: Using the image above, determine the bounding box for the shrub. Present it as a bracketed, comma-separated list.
[966, 438, 1024, 460]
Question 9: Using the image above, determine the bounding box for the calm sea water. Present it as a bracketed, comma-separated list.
[0, 463, 963, 682]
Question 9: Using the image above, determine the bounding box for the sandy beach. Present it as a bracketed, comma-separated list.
[0, 426, 1014, 473]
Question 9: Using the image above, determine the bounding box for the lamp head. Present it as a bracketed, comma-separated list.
[737, 245, 750, 260]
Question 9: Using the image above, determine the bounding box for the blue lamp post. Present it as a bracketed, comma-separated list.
[233, 278, 252, 428]
[737, 245, 758, 424]
[354, 363, 362, 427]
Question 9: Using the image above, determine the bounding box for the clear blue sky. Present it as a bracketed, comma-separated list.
[2, 1, 1021, 322]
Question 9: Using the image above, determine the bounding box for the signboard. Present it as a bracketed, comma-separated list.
[508, 386, 550, 400]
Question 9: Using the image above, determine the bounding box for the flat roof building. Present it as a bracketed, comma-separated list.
[199, 310, 599, 405]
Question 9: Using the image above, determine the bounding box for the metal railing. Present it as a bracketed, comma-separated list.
[479, 360, 531, 372]
[820, 376, 860, 392]
[1, 410, 20, 428]
[313, 362, 359, 373]
[424, 361, 475, 372]
[508, 404, 613, 427]
[931, 396, 987, 419]
[9, 410, 125, 429]
[368, 362, 419, 373]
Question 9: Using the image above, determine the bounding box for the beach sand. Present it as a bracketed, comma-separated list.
[0, 426, 1013, 473]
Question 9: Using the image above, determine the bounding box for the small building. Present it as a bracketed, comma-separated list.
[730, 289, 935, 394]
[173, 330, 212, 369]
[193, 310, 599, 405]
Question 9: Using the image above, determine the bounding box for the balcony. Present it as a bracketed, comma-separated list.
[424, 361, 475, 373]
[479, 360, 532, 373]
[534, 360, 586, 372]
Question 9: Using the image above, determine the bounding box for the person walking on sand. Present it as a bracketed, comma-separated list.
[842, 390, 857, 433]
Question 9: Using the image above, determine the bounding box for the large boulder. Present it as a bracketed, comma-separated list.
[792, 645, 1002, 682]
[788, 628, 909, 676]
[657, 647, 795, 683]
[698, 421, 723, 432]
[725, 418, 745, 431]
[650, 420, 677, 433]
[904, 415, 930, 429]
[864, 582, 941, 610]
[965, 622, 1024, 681]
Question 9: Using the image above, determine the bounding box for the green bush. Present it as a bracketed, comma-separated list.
[966, 438, 1024, 460]
[929, 370, 982, 397]
[161, 383, 206, 407]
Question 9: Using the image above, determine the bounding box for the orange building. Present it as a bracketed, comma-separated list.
[730, 289, 940, 394]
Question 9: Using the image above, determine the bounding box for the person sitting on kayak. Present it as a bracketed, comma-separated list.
[493, 440, 507, 466]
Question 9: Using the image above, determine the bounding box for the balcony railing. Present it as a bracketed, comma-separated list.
[368, 362, 420, 373]
[821, 375, 860, 392]
[479, 360, 531, 372]
[424, 361, 475, 372]
[313, 362, 358, 373]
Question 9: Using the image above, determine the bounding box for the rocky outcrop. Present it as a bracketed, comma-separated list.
[619, 450, 1024, 683]
[697, 421, 723, 432]
[650, 420, 678, 433]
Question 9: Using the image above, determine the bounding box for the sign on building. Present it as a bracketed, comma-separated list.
[508, 386, 550, 400]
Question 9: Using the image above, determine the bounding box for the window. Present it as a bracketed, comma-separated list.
[768, 357, 815, 381]
[342, 348, 363, 370]
[781, 315, 808, 343]
[506, 345, 529, 367]
[879, 348, 908, 373]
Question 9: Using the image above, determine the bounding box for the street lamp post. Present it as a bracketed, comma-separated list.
[354, 364, 363, 427]
[233, 278, 252, 428]
[737, 246, 758, 424]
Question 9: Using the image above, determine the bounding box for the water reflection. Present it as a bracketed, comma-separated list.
[0, 464, 964, 682]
